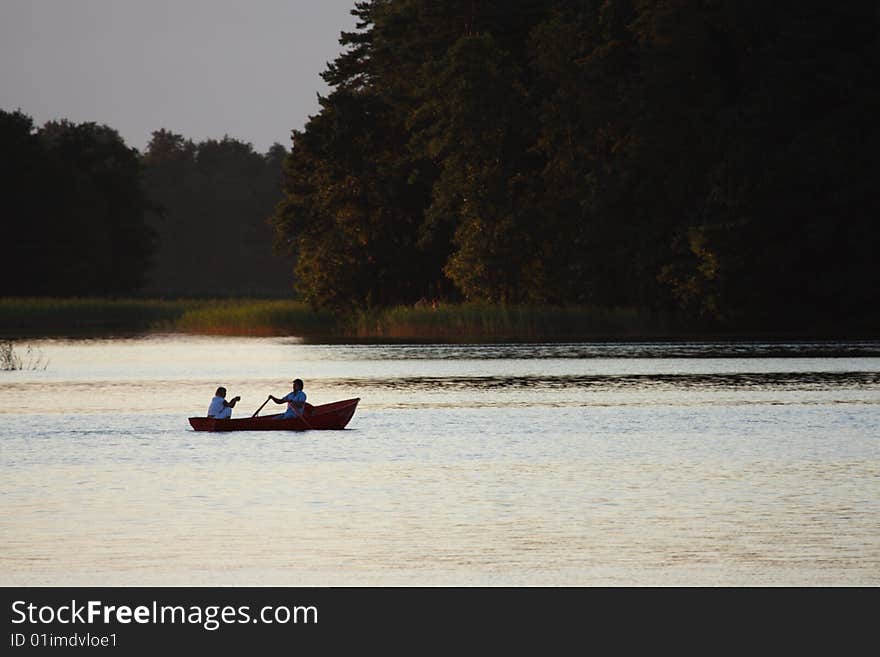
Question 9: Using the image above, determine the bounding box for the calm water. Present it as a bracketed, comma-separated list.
[1, 336, 878, 585]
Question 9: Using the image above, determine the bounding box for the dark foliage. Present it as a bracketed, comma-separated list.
[0, 111, 155, 296]
[271, 0, 879, 331]
[141, 130, 293, 297]
[0, 112, 293, 299]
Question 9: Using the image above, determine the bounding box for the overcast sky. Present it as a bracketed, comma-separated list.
[0, 0, 358, 153]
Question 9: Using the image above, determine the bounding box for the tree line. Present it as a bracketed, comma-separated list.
[0, 112, 292, 298]
[3, 0, 877, 333]
[270, 0, 879, 330]
[142, 130, 292, 297]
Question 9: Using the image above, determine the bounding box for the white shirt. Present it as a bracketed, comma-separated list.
[207, 396, 227, 417]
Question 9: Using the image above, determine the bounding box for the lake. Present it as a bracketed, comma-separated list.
[1, 336, 878, 585]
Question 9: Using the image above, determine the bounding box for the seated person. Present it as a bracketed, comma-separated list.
[207, 386, 240, 419]
[268, 378, 307, 419]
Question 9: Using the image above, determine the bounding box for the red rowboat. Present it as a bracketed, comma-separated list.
[188, 398, 360, 432]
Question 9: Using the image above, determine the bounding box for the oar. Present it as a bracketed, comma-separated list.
[252, 396, 271, 418]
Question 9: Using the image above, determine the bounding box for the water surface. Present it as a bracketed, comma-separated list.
[1, 337, 878, 585]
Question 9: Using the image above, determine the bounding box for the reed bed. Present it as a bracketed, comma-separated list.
[0, 298, 196, 337]
[1, 297, 676, 340]
[173, 300, 336, 336]
[0, 298, 336, 338]
[353, 303, 674, 340]
[0, 340, 49, 370]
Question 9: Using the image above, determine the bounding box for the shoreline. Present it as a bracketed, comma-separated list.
[1, 297, 877, 343]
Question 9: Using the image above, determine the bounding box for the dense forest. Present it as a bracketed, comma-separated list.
[2, 0, 878, 333]
[1, 111, 154, 297]
[142, 130, 292, 297]
[271, 0, 879, 329]
[0, 111, 292, 298]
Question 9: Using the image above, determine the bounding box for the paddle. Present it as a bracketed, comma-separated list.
[252, 396, 271, 418]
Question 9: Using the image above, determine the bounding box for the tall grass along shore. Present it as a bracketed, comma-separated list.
[0, 340, 49, 370]
[171, 300, 336, 336]
[0, 298, 335, 338]
[350, 303, 674, 340]
[1, 297, 679, 341]
[1, 298, 197, 337]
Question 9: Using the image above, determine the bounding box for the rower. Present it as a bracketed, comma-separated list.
[207, 386, 240, 419]
[268, 378, 307, 418]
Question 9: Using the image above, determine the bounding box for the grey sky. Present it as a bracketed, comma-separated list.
[0, 0, 358, 153]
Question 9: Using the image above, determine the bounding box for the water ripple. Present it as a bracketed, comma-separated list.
[309, 341, 880, 360]
[327, 371, 880, 392]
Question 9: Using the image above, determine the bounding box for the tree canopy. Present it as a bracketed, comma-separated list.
[142, 130, 293, 297]
[0, 111, 154, 296]
[3, 0, 877, 333]
[0, 112, 292, 299]
[271, 0, 879, 330]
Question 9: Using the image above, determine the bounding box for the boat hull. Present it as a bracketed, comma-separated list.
[189, 398, 360, 432]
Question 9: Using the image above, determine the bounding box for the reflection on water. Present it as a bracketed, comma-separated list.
[1, 337, 879, 585]
[331, 370, 880, 391]
[288, 341, 880, 360]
